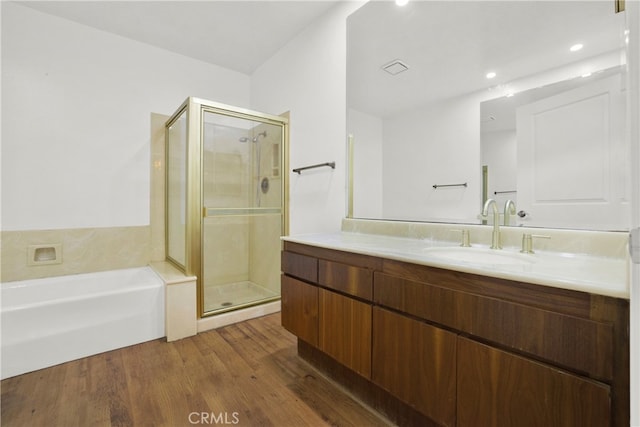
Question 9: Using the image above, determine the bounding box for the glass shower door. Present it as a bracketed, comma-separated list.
[166, 108, 187, 270]
[201, 110, 283, 314]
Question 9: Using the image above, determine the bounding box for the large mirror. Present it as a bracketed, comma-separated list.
[347, 0, 629, 230]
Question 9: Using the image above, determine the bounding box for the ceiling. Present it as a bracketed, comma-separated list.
[348, 1, 627, 118]
[17, 0, 627, 119]
[19, 0, 341, 75]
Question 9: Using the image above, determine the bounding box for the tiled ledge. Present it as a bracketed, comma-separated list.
[149, 260, 196, 285]
[149, 261, 197, 342]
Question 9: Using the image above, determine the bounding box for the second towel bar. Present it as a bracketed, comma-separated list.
[433, 182, 467, 189]
[293, 162, 336, 174]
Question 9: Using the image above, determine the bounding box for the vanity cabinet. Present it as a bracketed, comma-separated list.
[457, 336, 610, 427]
[374, 270, 614, 382]
[281, 244, 377, 378]
[281, 241, 629, 427]
[372, 307, 457, 426]
[319, 288, 371, 378]
[280, 251, 319, 346]
[281, 275, 318, 346]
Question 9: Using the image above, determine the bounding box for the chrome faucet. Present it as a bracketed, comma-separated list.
[503, 199, 516, 226]
[482, 198, 502, 249]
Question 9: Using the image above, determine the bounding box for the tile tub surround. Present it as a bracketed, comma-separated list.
[282, 219, 630, 299]
[1, 226, 151, 282]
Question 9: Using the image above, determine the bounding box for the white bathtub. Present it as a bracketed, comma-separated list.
[1, 267, 165, 379]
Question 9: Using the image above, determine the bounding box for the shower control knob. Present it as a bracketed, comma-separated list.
[517, 210, 528, 218]
[261, 177, 270, 194]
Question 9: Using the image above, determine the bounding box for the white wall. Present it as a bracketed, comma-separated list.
[250, 1, 365, 235]
[1, 2, 250, 231]
[382, 93, 483, 222]
[628, 1, 640, 424]
[347, 108, 383, 218]
[481, 129, 517, 207]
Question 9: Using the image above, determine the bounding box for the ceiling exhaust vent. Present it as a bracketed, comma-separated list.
[382, 59, 409, 76]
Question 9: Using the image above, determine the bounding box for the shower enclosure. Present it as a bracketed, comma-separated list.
[165, 97, 288, 317]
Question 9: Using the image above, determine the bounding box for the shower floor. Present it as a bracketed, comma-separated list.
[203, 281, 279, 313]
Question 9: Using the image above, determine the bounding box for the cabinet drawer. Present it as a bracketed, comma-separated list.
[318, 259, 372, 300]
[374, 272, 613, 381]
[457, 336, 610, 427]
[282, 251, 318, 283]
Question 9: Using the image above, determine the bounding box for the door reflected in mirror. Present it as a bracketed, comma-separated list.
[481, 66, 629, 230]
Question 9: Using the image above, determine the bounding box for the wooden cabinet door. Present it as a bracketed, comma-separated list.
[281, 275, 318, 347]
[318, 289, 372, 379]
[457, 336, 611, 427]
[372, 307, 457, 426]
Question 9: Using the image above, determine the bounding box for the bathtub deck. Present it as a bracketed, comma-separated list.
[0, 313, 391, 427]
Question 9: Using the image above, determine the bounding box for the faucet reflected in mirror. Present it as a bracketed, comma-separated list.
[503, 199, 516, 226]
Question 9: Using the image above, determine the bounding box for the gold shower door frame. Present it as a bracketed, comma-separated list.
[165, 97, 289, 318]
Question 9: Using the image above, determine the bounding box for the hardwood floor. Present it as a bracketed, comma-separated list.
[1, 313, 391, 427]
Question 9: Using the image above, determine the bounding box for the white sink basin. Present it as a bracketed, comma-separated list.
[423, 247, 535, 266]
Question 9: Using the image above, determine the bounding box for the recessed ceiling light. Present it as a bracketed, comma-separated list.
[395, 0, 409, 6]
[570, 43, 584, 52]
[486, 72, 497, 79]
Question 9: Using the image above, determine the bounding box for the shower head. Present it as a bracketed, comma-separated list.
[239, 131, 267, 143]
[252, 131, 267, 142]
